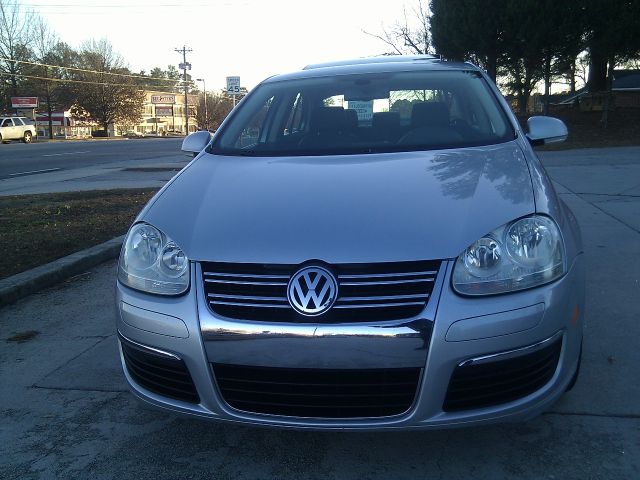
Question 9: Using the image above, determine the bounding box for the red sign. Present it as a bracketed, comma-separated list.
[11, 97, 39, 108]
[151, 95, 176, 104]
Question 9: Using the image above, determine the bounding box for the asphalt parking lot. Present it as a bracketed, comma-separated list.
[1, 147, 639, 479]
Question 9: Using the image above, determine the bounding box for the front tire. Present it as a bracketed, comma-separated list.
[23, 131, 33, 143]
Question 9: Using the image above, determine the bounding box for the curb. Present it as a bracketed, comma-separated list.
[0, 235, 124, 308]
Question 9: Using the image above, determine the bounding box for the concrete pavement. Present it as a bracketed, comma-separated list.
[0, 147, 639, 479]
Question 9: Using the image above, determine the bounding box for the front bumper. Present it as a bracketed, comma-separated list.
[115, 255, 585, 430]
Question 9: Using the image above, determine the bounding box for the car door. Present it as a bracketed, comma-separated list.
[1, 118, 18, 139]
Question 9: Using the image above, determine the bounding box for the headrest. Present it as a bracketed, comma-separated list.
[411, 102, 449, 128]
[372, 111, 400, 129]
[310, 107, 348, 132]
[344, 108, 358, 129]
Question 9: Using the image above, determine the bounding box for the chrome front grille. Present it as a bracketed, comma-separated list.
[201, 261, 440, 322]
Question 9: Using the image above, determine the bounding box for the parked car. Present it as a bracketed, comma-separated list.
[91, 129, 109, 137]
[123, 131, 144, 138]
[0, 116, 36, 143]
[116, 55, 584, 430]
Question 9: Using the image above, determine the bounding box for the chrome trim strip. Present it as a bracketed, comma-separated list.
[338, 270, 437, 279]
[204, 279, 288, 286]
[340, 278, 435, 286]
[204, 272, 289, 279]
[338, 293, 428, 302]
[333, 301, 426, 309]
[210, 300, 291, 308]
[208, 293, 288, 302]
[117, 331, 182, 360]
[458, 330, 564, 367]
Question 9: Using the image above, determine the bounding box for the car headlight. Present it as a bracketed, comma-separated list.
[118, 223, 189, 295]
[452, 215, 565, 295]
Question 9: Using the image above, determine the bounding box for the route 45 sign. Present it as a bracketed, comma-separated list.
[226, 76, 240, 95]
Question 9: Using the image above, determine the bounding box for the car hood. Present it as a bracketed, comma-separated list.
[143, 141, 535, 263]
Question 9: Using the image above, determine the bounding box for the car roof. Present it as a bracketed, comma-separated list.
[262, 55, 478, 84]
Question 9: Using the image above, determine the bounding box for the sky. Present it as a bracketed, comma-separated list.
[20, 0, 417, 91]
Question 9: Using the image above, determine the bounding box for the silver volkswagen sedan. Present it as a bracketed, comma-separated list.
[116, 55, 584, 430]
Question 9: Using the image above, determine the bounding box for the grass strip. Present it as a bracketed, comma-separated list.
[0, 188, 157, 280]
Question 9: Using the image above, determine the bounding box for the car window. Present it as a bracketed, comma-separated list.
[1, 118, 13, 127]
[15, 118, 25, 125]
[211, 70, 515, 157]
[233, 96, 274, 148]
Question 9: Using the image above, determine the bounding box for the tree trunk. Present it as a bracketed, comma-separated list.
[44, 69, 54, 140]
[569, 59, 576, 94]
[47, 98, 53, 140]
[543, 55, 552, 116]
[587, 45, 608, 92]
[518, 90, 527, 115]
[486, 54, 498, 83]
[600, 58, 615, 129]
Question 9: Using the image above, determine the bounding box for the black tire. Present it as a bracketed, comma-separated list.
[566, 340, 582, 391]
[23, 131, 33, 143]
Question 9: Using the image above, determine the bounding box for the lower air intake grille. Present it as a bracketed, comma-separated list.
[121, 340, 199, 404]
[443, 336, 562, 412]
[213, 364, 421, 418]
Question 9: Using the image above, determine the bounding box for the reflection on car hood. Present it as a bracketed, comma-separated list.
[143, 141, 534, 263]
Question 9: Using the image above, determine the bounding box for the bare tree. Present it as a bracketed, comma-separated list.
[364, 1, 432, 55]
[0, 0, 33, 108]
[71, 39, 144, 134]
[31, 15, 59, 138]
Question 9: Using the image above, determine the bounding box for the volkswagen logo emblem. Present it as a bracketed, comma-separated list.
[287, 266, 338, 316]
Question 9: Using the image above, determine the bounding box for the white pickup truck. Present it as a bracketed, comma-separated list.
[0, 116, 36, 143]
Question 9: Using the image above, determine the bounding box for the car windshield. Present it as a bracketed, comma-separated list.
[210, 70, 515, 157]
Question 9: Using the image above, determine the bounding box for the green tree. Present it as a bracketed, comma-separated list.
[585, 0, 640, 92]
[430, 0, 506, 81]
[139, 65, 183, 92]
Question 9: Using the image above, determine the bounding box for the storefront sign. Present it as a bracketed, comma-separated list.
[155, 106, 174, 117]
[151, 95, 176, 104]
[11, 96, 39, 108]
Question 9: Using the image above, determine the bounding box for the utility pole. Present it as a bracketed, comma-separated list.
[175, 46, 192, 134]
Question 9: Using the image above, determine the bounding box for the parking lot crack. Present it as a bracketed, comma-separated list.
[29, 385, 127, 393]
[31, 336, 111, 388]
[554, 179, 640, 235]
[543, 411, 640, 420]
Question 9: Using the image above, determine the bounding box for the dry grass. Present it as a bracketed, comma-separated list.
[0, 188, 157, 280]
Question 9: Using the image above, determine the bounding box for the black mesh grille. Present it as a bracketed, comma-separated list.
[202, 260, 440, 323]
[213, 364, 421, 418]
[121, 340, 199, 404]
[443, 336, 562, 412]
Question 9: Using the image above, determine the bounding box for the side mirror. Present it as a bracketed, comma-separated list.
[181, 131, 212, 157]
[526, 116, 568, 146]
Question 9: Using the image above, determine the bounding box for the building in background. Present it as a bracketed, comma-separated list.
[35, 110, 93, 138]
[116, 90, 199, 136]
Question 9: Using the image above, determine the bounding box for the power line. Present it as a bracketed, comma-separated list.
[0, 71, 179, 89]
[0, 57, 182, 84]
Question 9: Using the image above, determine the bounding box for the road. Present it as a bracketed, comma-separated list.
[0, 146, 639, 479]
[0, 138, 187, 196]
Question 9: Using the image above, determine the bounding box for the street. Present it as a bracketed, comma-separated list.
[0, 147, 639, 479]
[0, 138, 187, 196]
